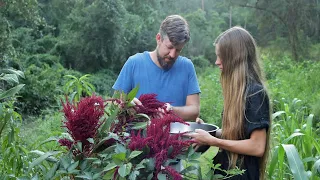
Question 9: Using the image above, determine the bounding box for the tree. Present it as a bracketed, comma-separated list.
[231, 0, 319, 61]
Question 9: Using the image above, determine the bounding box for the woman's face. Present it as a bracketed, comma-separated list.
[215, 44, 223, 71]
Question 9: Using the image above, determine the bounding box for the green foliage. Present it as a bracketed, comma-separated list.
[192, 55, 211, 72]
[197, 67, 223, 126]
[310, 43, 320, 61]
[268, 98, 320, 179]
[58, 0, 128, 72]
[263, 54, 320, 110]
[184, 9, 226, 63]
[16, 63, 65, 115]
[91, 69, 117, 97]
[63, 74, 95, 102]
[0, 15, 11, 61]
[0, 68, 28, 178]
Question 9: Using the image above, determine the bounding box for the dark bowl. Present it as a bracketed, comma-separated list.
[170, 122, 219, 153]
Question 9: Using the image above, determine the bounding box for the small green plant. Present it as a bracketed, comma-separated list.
[0, 68, 28, 177]
[63, 74, 95, 102]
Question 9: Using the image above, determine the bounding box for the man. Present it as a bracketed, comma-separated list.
[112, 15, 200, 121]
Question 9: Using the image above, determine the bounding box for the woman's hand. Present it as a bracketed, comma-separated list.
[187, 129, 218, 146]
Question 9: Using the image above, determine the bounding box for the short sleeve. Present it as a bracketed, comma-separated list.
[186, 59, 201, 95]
[244, 84, 270, 138]
[112, 57, 134, 93]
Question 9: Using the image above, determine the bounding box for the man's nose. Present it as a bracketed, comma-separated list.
[169, 49, 177, 59]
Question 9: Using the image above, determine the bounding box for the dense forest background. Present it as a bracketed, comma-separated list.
[1, 0, 319, 117]
[1, 0, 320, 179]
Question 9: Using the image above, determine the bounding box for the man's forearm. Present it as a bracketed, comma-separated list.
[172, 105, 199, 121]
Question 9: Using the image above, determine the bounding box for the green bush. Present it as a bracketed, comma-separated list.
[91, 69, 117, 97]
[197, 67, 223, 126]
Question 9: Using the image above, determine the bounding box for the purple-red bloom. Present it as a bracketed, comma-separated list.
[135, 94, 166, 118]
[61, 95, 105, 146]
[58, 138, 73, 149]
[128, 114, 193, 178]
[163, 166, 183, 180]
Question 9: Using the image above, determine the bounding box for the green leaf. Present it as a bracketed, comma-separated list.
[28, 151, 61, 172]
[76, 142, 82, 152]
[0, 74, 19, 84]
[93, 172, 102, 179]
[38, 136, 60, 147]
[127, 85, 139, 103]
[157, 173, 166, 180]
[45, 162, 59, 179]
[282, 144, 308, 180]
[99, 109, 119, 134]
[67, 161, 79, 172]
[87, 138, 94, 144]
[103, 169, 116, 179]
[103, 163, 117, 172]
[80, 159, 88, 171]
[278, 145, 285, 176]
[76, 174, 93, 179]
[112, 152, 126, 165]
[28, 150, 59, 163]
[272, 111, 285, 120]
[180, 165, 197, 174]
[118, 163, 132, 177]
[135, 113, 150, 121]
[0, 84, 25, 100]
[311, 159, 320, 179]
[132, 122, 148, 130]
[115, 143, 127, 153]
[268, 146, 279, 178]
[129, 170, 140, 180]
[128, 151, 143, 159]
[60, 156, 71, 170]
[147, 173, 153, 180]
[146, 158, 155, 171]
[282, 132, 304, 144]
[3, 69, 25, 78]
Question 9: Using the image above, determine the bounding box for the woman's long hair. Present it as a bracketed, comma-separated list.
[214, 26, 271, 179]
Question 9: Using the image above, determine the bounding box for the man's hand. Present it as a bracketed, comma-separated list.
[131, 97, 142, 106]
[195, 117, 204, 124]
[164, 103, 173, 112]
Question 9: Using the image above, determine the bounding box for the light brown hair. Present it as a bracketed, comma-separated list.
[214, 26, 271, 179]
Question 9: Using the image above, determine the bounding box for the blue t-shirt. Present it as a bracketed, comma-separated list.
[112, 51, 201, 106]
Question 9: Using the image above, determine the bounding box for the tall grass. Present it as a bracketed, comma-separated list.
[269, 98, 320, 179]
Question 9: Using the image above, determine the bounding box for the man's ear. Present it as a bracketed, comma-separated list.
[156, 33, 161, 43]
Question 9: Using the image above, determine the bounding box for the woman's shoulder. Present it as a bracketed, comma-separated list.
[247, 82, 266, 97]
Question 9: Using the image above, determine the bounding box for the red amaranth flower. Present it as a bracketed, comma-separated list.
[128, 113, 193, 178]
[135, 94, 166, 118]
[163, 166, 183, 180]
[58, 138, 73, 149]
[61, 95, 105, 147]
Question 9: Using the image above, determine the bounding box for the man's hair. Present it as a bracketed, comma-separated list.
[159, 15, 190, 46]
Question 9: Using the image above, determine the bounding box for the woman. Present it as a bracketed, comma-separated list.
[190, 26, 271, 179]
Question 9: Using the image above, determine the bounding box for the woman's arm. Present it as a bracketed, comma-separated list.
[189, 128, 267, 157]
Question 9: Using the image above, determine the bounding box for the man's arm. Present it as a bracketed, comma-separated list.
[171, 93, 200, 121]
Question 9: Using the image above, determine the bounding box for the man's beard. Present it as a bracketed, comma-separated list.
[156, 51, 176, 70]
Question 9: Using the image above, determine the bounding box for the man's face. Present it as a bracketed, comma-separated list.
[156, 34, 184, 70]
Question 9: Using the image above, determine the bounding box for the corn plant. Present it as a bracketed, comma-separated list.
[0, 68, 28, 178]
[268, 98, 320, 179]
